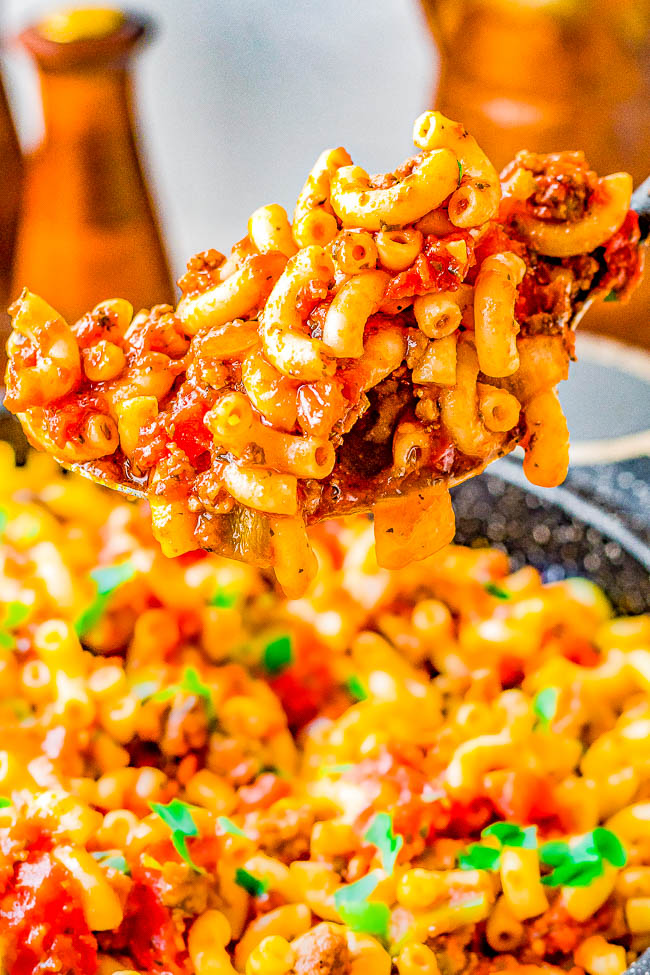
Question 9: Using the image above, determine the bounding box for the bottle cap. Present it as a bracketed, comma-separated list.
[20, 9, 150, 69]
[37, 8, 127, 43]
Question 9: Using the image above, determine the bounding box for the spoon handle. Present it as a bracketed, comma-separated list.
[632, 174, 650, 242]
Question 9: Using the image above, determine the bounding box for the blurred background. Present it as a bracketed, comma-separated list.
[0, 0, 649, 455]
[0, 1, 432, 291]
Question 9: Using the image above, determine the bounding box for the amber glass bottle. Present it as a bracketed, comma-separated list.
[0, 63, 23, 345]
[11, 8, 175, 326]
[421, 0, 650, 347]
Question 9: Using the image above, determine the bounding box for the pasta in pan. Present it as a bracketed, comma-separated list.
[3, 114, 644, 594]
[0, 450, 649, 974]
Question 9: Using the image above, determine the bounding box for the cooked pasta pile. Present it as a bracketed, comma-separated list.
[3, 114, 644, 594]
[1, 447, 649, 975]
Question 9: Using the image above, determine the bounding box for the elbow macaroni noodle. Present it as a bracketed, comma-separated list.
[3, 114, 641, 595]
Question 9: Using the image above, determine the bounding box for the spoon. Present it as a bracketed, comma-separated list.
[19, 177, 650, 513]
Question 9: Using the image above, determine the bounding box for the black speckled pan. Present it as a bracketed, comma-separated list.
[454, 455, 650, 615]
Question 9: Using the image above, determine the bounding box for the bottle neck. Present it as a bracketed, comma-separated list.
[38, 65, 134, 145]
[20, 13, 148, 147]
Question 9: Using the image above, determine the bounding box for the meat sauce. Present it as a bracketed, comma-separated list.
[11, 149, 641, 561]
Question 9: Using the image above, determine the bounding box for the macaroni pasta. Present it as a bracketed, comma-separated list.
[0, 451, 648, 972]
[3, 115, 643, 595]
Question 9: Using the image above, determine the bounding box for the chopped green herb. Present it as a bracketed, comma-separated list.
[76, 561, 137, 637]
[338, 898, 390, 939]
[181, 667, 217, 728]
[75, 594, 110, 638]
[539, 828, 626, 887]
[209, 589, 238, 609]
[150, 798, 203, 873]
[0, 798, 11, 809]
[334, 871, 390, 940]
[336, 872, 379, 903]
[541, 857, 603, 887]
[539, 840, 569, 867]
[364, 812, 403, 875]
[0, 631, 15, 650]
[263, 634, 293, 675]
[4, 602, 29, 629]
[318, 763, 355, 778]
[604, 290, 619, 302]
[154, 667, 217, 730]
[459, 843, 501, 872]
[0, 601, 31, 651]
[235, 867, 268, 897]
[459, 822, 625, 888]
[592, 827, 626, 868]
[346, 675, 368, 701]
[91, 561, 136, 594]
[482, 822, 537, 849]
[217, 816, 248, 838]
[457, 160, 464, 187]
[460, 822, 537, 871]
[0, 509, 7, 534]
[533, 687, 560, 730]
[484, 581, 511, 600]
[92, 851, 130, 875]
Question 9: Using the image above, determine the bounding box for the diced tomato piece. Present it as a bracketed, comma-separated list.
[0, 853, 98, 975]
[499, 654, 525, 688]
[473, 226, 527, 269]
[560, 636, 601, 668]
[487, 769, 574, 834]
[101, 876, 187, 974]
[383, 232, 475, 303]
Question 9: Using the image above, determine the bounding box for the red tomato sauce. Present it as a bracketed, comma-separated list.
[0, 852, 98, 975]
[100, 872, 187, 974]
[268, 634, 340, 732]
[46, 390, 110, 448]
[383, 232, 475, 303]
[601, 210, 644, 298]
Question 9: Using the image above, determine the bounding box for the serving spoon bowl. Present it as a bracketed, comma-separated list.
[49, 174, 650, 509]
